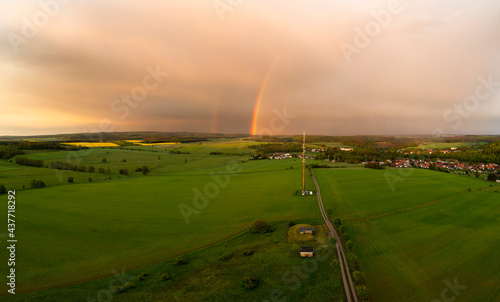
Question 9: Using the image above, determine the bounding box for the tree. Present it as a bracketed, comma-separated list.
[339, 225, 346, 233]
[242, 277, 258, 290]
[474, 171, 480, 178]
[353, 271, 363, 284]
[334, 217, 342, 228]
[346, 240, 353, 252]
[175, 258, 185, 266]
[88, 177, 92, 183]
[88, 166, 95, 173]
[329, 237, 337, 246]
[119, 169, 129, 175]
[249, 219, 274, 233]
[67, 177, 74, 183]
[355, 285, 369, 299]
[30, 180, 46, 188]
[142, 166, 150, 176]
[102, 158, 107, 163]
[487, 173, 498, 182]
[0, 183, 6, 194]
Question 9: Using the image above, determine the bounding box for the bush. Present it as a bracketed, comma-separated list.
[67, 177, 73, 183]
[113, 285, 124, 294]
[88, 177, 92, 183]
[346, 240, 353, 252]
[329, 237, 337, 246]
[88, 166, 95, 173]
[0, 183, 6, 194]
[288, 221, 296, 227]
[160, 274, 170, 281]
[137, 275, 145, 281]
[327, 209, 333, 215]
[339, 225, 346, 233]
[347, 251, 357, 266]
[30, 179, 46, 188]
[175, 258, 185, 266]
[333, 217, 342, 228]
[353, 271, 363, 284]
[249, 219, 274, 233]
[355, 285, 369, 299]
[243, 250, 255, 256]
[124, 282, 135, 289]
[242, 277, 258, 290]
[119, 169, 129, 175]
[364, 162, 385, 169]
[343, 233, 350, 241]
[219, 253, 234, 261]
[330, 258, 339, 267]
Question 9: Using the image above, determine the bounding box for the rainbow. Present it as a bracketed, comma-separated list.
[250, 55, 280, 136]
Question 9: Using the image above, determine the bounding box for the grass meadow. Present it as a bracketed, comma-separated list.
[3, 223, 343, 302]
[315, 168, 500, 301]
[0, 142, 326, 298]
[2, 139, 499, 301]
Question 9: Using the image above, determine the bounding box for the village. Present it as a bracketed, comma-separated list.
[265, 147, 500, 181]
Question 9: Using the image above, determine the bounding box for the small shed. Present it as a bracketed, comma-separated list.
[299, 227, 314, 235]
[300, 247, 314, 258]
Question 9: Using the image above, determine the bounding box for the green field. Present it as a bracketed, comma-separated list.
[410, 142, 475, 150]
[0, 142, 326, 297]
[2, 138, 499, 301]
[315, 168, 500, 301]
[2, 223, 343, 302]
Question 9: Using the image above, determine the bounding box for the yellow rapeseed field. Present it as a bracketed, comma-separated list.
[63, 142, 119, 147]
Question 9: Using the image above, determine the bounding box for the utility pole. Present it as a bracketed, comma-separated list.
[302, 130, 306, 195]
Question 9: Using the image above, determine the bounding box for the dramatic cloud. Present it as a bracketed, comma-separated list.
[0, 0, 499, 135]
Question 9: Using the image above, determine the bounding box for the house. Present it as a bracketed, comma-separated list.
[300, 247, 314, 257]
[299, 227, 314, 235]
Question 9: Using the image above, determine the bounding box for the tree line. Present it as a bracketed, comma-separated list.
[15, 156, 44, 167]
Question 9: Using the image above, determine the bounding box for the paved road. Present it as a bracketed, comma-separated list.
[311, 170, 358, 302]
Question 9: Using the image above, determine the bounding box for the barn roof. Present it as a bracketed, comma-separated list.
[299, 227, 314, 232]
[300, 247, 314, 253]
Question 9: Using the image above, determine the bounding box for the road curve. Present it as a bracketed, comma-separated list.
[311, 170, 358, 302]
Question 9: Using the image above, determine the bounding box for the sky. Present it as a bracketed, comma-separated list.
[1, 0, 500, 136]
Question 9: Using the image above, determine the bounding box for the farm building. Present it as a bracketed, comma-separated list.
[299, 227, 314, 235]
[300, 247, 314, 257]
